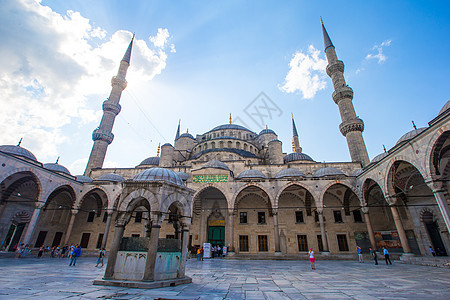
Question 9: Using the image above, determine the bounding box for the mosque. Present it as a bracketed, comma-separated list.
[0, 22, 449, 260]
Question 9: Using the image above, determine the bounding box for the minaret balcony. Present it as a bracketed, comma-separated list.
[92, 129, 114, 144]
[111, 76, 127, 90]
[102, 100, 122, 115]
[332, 86, 353, 104]
[339, 118, 364, 136]
[326, 60, 344, 77]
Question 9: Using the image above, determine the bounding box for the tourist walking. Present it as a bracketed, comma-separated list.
[37, 246, 44, 258]
[95, 248, 105, 267]
[200, 247, 204, 261]
[429, 246, 436, 256]
[370, 247, 378, 265]
[383, 247, 392, 265]
[69, 245, 81, 266]
[357, 246, 364, 263]
[308, 248, 315, 269]
[15, 243, 23, 258]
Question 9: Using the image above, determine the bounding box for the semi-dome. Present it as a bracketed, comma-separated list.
[210, 124, 252, 132]
[259, 128, 276, 135]
[138, 157, 160, 166]
[0, 145, 37, 162]
[75, 175, 93, 183]
[438, 100, 450, 116]
[43, 163, 71, 175]
[313, 167, 345, 177]
[201, 160, 231, 171]
[275, 168, 306, 178]
[97, 173, 125, 182]
[370, 152, 389, 164]
[395, 127, 427, 145]
[178, 133, 195, 139]
[175, 171, 189, 181]
[237, 169, 267, 179]
[133, 167, 184, 186]
[283, 152, 314, 163]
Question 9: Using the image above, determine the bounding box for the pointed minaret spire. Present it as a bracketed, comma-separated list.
[322, 19, 369, 166]
[175, 119, 181, 141]
[291, 114, 302, 153]
[84, 35, 134, 176]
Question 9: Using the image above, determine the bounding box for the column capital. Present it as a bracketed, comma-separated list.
[361, 206, 369, 214]
[70, 209, 79, 215]
[115, 212, 130, 227]
[150, 211, 163, 225]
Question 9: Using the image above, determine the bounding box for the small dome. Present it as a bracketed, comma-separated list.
[138, 157, 160, 166]
[313, 167, 345, 177]
[75, 175, 93, 183]
[97, 173, 125, 182]
[133, 168, 184, 186]
[275, 168, 306, 178]
[0, 145, 37, 161]
[395, 127, 427, 145]
[438, 100, 450, 116]
[178, 133, 195, 140]
[43, 163, 71, 175]
[162, 143, 173, 147]
[202, 160, 231, 171]
[237, 169, 267, 179]
[352, 169, 364, 177]
[370, 152, 389, 164]
[259, 128, 276, 135]
[283, 152, 314, 163]
[175, 171, 190, 181]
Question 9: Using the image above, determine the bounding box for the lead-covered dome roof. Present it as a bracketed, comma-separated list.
[313, 167, 345, 177]
[133, 167, 184, 186]
[97, 173, 125, 182]
[138, 157, 160, 166]
[211, 124, 252, 132]
[43, 163, 71, 175]
[370, 152, 389, 164]
[259, 128, 276, 135]
[178, 133, 195, 139]
[283, 152, 314, 163]
[175, 171, 189, 181]
[438, 100, 450, 116]
[0, 145, 37, 162]
[396, 127, 427, 145]
[237, 169, 267, 179]
[275, 168, 306, 178]
[75, 175, 93, 183]
[200, 160, 231, 171]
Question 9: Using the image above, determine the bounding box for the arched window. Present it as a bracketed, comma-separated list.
[236, 142, 241, 149]
[221, 131, 224, 136]
[219, 141, 224, 148]
[250, 146, 253, 152]
[238, 132, 241, 139]
[228, 141, 232, 148]
[229, 155, 233, 160]
[204, 143, 208, 150]
[244, 143, 248, 151]
[211, 142, 215, 149]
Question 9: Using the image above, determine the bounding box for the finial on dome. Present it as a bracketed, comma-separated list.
[17, 138, 22, 147]
[56, 156, 60, 164]
[292, 138, 296, 152]
[229, 113, 232, 124]
[412, 120, 417, 130]
[266, 125, 268, 129]
[156, 143, 160, 157]
[186, 128, 189, 134]
[383, 145, 387, 153]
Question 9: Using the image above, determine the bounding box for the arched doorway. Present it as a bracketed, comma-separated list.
[421, 210, 447, 256]
[0, 171, 40, 251]
[277, 184, 316, 254]
[192, 187, 228, 248]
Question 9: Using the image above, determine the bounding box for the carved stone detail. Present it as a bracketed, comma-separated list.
[326, 60, 344, 77]
[339, 118, 365, 136]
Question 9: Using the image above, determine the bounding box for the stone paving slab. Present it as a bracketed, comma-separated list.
[0, 257, 449, 299]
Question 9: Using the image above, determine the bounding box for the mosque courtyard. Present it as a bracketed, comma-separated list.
[0, 257, 449, 299]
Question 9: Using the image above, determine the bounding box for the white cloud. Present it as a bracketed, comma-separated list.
[279, 45, 327, 99]
[366, 39, 392, 64]
[0, 0, 174, 161]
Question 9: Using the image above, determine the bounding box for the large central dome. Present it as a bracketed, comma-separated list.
[209, 124, 253, 132]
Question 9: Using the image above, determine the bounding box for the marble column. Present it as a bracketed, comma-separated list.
[390, 205, 412, 253]
[273, 210, 281, 253]
[178, 217, 191, 278]
[63, 209, 78, 245]
[227, 209, 235, 253]
[318, 210, 329, 252]
[432, 190, 450, 233]
[104, 224, 125, 279]
[21, 204, 43, 246]
[101, 210, 114, 249]
[361, 207, 377, 249]
[143, 213, 162, 281]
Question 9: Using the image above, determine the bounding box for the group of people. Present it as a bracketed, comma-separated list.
[14, 243, 30, 258]
[193, 244, 225, 261]
[359, 246, 392, 265]
[429, 245, 445, 256]
[37, 245, 70, 258]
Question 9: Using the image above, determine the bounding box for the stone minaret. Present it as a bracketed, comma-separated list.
[321, 20, 369, 166]
[291, 114, 302, 153]
[175, 120, 181, 142]
[84, 35, 134, 176]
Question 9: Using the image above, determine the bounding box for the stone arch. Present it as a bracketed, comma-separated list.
[274, 182, 316, 208]
[43, 184, 77, 211]
[11, 211, 31, 224]
[318, 181, 359, 207]
[77, 188, 107, 216]
[161, 191, 191, 219]
[419, 208, 437, 223]
[362, 178, 388, 206]
[0, 169, 43, 205]
[426, 125, 450, 180]
[233, 184, 273, 215]
[0, 168, 44, 196]
[231, 183, 273, 209]
[384, 157, 427, 198]
[118, 188, 159, 213]
[192, 185, 228, 216]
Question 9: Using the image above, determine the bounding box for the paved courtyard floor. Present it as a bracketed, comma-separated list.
[0, 257, 449, 299]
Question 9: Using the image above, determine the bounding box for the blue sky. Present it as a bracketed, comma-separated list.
[1, 0, 449, 174]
